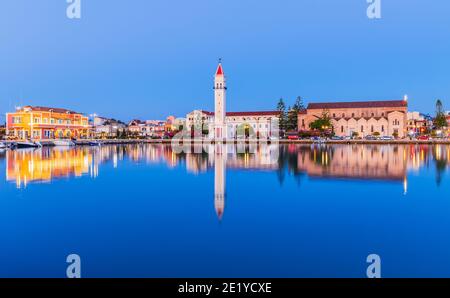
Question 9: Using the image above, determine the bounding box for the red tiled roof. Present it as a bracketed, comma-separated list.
[200, 110, 215, 116]
[200, 110, 279, 117]
[216, 64, 223, 76]
[23, 106, 81, 114]
[226, 111, 279, 116]
[307, 100, 407, 110]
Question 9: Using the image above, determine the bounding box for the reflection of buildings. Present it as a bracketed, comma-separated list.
[297, 145, 407, 181]
[5, 143, 450, 218]
[6, 148, 93, 188]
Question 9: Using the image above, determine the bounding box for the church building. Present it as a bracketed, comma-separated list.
[298, 97, 408, 138]
[185, 62, 280, 140]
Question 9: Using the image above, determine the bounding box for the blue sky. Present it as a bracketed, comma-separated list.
[1, 0, 449, 122]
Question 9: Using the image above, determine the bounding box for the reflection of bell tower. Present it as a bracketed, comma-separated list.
[214, 60, 227, 140]
[214, 145, 226, 220]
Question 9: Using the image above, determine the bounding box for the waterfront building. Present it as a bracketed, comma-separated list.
[128, 119, 145, 136]
[185, 62, 280, 139]
[165, 116, 176, 132]
[172, 117, 186, 131]
[407, 112, 429, 136]
[128, 119, 166, 138]
[298, 97, 408, 138]
[6, 106, 89, 140]
[93, 116, 126, 138]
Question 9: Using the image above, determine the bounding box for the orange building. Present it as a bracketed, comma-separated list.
[6, 106, 90, 140]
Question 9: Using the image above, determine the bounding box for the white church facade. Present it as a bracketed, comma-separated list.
[185, 63, 280, 140]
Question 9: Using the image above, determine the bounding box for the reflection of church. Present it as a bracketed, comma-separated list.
[214, 145, 226, 221]
[297, 145, 407, 181]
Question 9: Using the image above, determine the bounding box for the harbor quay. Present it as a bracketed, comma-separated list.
[3, 138, 450, 147]
[2, 62, 449, 143]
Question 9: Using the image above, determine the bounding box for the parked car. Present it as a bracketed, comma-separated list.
[365, 135, 378, 140]
[380, 136, 394, 141]
[311, 136, 326, 143]
[417, 135, 430, 140]
[285, 131, 299, 140]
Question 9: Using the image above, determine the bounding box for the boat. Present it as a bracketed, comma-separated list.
[53, 140, 76, 147]
[0, 142, 6, 150]
[88, 141, 102, 146]
[16, 140, 43, 149]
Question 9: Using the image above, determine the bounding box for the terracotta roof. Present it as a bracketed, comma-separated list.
[23, 106, 81, 114]
[200, 110, 215, 116]
[215, 63, 224, 76]
[226, 111, 279, 116]
[200, 110, 279, 117]
[307, 100, 407, 110]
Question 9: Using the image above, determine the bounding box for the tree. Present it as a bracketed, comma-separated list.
[0, 125, 5, 139]
[120, 129, 128, 139]
[276, 98, 287, 133]
[293, 96, 305, 111]
[286, 96, 306, 131]
[309, 110, 332, 133]
[286, 105, 297, 131]
[434, 99, 447, 129]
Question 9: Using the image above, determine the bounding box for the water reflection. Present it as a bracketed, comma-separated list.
[2, 143, 450, 217]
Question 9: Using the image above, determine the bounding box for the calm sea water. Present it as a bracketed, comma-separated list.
[1, 143, 450, 278]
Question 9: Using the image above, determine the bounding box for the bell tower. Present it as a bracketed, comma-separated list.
[214, 60, 226, 139]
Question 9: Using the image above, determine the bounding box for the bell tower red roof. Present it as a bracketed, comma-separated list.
[215, 63, 224, 76]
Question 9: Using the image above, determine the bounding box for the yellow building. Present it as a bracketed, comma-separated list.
[6, 106, 90, 140]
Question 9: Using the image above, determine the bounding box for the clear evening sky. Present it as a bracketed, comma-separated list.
[1, 0, 449, 122]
